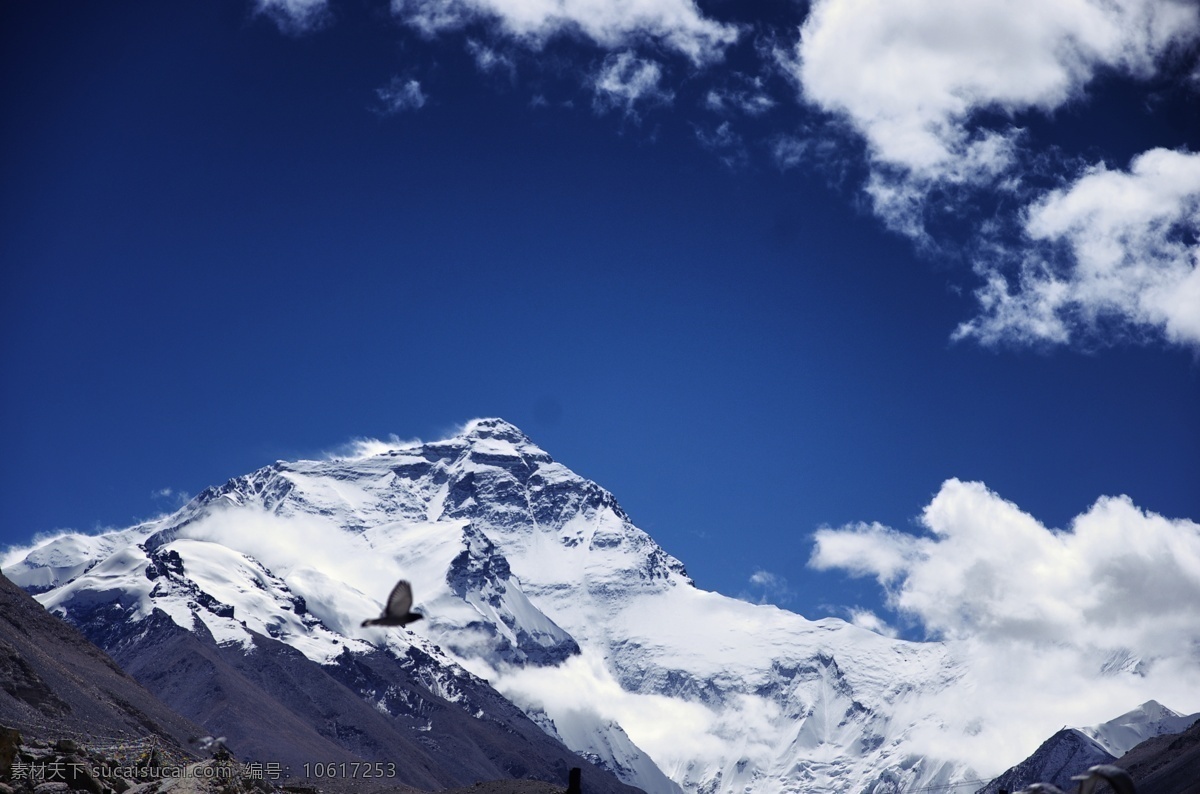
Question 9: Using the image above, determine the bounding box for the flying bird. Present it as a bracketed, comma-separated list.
[362, 579, 424, 628]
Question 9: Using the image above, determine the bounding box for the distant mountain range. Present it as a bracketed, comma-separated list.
[4, 419, 1195, 793]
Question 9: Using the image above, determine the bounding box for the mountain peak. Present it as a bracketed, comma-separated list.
[460, 418, 535, 445]
[1082, 699, 1197, 757]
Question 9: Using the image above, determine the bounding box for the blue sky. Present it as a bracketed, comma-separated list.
[2, 0, 1198, 639]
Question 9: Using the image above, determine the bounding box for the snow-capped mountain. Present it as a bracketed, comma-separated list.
[5, 418, 1122, 793]
[1081, 700, 1200, 757]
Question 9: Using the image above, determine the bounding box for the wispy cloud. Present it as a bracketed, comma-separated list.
[591, 52, 673, 118]
[694, 121, 747, 169]
[738, 568, 794, 606]
[376, 77, 428, 114]
[252, 0, 330, 34]
[325, 434, 419, 459]
[466, 38, 516, 78]
[703, 74, 775, 117]
[151, 487, 192, 509]
[847, 608, 898, 638]
[389, 0, 740, 64]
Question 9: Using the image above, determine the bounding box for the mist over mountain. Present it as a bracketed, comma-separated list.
[4, 419, 1195, 793]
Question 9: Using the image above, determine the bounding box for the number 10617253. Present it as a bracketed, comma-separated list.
[303, 762, 397, 778]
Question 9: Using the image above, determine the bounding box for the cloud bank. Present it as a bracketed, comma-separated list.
[810, 478, 1200, 760]
[812, 478, 1200, 654]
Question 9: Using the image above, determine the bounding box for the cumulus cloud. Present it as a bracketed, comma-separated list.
[390, 0, 740, 64]
[785, 0, 1200, 348]
[812, 478, 1200, 660]
[792, 0, 1200, 183]
[376, 77, 428, 114]
[811, 478, 1200, 767]
[958, 148, 1200, 348]
[591, 52, 673, 117]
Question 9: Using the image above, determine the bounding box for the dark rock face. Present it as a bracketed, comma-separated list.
[1113, 718, 1200, 794]
[976, 729, 1116, 794]
[0, 570, 204, 750]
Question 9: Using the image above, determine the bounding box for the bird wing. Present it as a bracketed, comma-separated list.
[385, 579, 414, 617]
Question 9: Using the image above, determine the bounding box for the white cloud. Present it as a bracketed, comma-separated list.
[847, 608, 898, 638]
[812, 478, 1200, 660]
[466, 38, 516, 76]
[390, 0, 740, 64]
[792, 0, 1200, 183]
[810, 478, 1200, 768]
[958, 148, 1200, 348]
[376, 77, 428, 114]
[151, 488, 192, 509]
[787, 0, 1200, 349]
[703, 76, 775, 117]
[770, 135, 808, 171]
[326, 434, 418, 460]
[811, 522, 920, 584]
[492, 649, 792, 787]
[494, 649, 726, 770]
[591, 52, 673, 117]
[252, 0, 330, 33]
[736, 568, 795, 606]
[694, 121, 747, 169]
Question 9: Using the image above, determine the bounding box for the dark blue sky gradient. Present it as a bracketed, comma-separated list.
[3, 0, 1197, 629]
